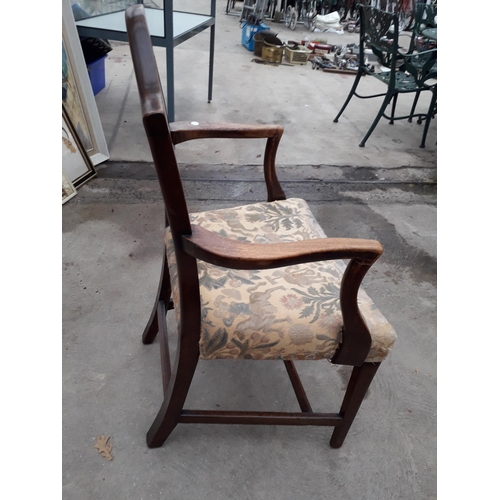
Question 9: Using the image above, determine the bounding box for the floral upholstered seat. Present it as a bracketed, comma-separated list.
[166, 198, 396, 362]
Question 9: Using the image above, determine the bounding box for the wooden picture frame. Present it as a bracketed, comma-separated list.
[62, 0, 109, 166]
[62, 169, 77, 205]
[62, 105, 97, 188]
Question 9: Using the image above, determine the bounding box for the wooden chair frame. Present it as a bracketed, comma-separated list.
[126, 4, 386, 449]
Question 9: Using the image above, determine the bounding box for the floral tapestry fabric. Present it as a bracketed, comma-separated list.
[165, 198, 396, 362]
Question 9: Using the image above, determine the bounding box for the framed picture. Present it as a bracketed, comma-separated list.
[62, 169, 77, 205]
[62, 0, 109, 166]
[63, 105, 97, 188]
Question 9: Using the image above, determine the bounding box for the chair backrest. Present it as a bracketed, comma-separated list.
[406, 3, 438, 83]
[125, 5, 191, 236]
[408, 3, 437, 53]
[125, 4, 201, 327]
[358, 4, 400, 71]
[415, 2, 437, 34]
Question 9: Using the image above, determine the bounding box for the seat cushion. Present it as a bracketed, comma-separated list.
[165, 198, 396, 362]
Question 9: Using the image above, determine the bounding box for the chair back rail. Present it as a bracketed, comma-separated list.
[359, 4, 400, 80]
[125, 7, 191, 237]
[125, 5, 202, 364]
[407, 3, 437, 54]
[415, 3, 438, 36]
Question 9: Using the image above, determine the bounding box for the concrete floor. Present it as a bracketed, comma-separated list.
[62, 3, 436, 499]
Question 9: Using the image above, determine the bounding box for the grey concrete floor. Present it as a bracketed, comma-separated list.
[62, 3, 436, 499]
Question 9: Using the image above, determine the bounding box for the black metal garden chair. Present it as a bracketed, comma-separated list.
[409, 2, 437, 54]
[333, 4, 437, 148]
[406, 1, 437, 138]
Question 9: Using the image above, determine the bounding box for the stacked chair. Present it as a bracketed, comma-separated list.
[334, 4, 437, 148]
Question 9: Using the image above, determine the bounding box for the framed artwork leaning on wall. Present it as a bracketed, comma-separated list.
[62, 0, 109, 166]
[62, 169, 77, 205]
[62, 105, 96, 189]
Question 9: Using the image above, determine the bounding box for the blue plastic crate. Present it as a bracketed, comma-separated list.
[241, 22, 269, 52]
[87, 55, 107, 96]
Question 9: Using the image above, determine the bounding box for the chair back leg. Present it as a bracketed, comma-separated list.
[389, 93, 398, 125]
[333, 71, 363, 123]
[146, 341, 200, 448]
[142, 249, 172, 344]
[408, 90, 421, 123]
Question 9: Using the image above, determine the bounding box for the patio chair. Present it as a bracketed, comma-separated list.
[406, 1, 437, 139]
[125, 3, 397, 449]
[406, 48, 437, 146]
[333, 4, 437, 148]
[408, 2, 437, 54]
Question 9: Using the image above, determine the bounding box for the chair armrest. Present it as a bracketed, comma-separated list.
[169, 121, 284, 144]
[170, 122, 286, 202]
[403, 47, 437, 60]
[403, 48, 437, 81]
[182, 225, 384, 365]
[182, 224, 383, 270]
[403, 49, 437, 67]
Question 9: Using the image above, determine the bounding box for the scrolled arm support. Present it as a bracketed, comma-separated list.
[169, 121, 285, 202]
[331, 259, 377, 366]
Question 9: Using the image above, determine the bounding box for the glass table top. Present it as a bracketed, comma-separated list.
[75, 8, 213, 39]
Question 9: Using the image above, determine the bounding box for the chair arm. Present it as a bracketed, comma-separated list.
[403, 47, 437, 60]
[182, 225, 384, 365]
[170, 121, 284, 145]
[170, 122, 286, 202]
[182, 224, 382, 270]
[403, 48, 437, 82]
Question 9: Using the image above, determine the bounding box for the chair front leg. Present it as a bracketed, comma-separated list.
[330, 362, 380, 448]
[389, 92, 398, 124]
[359, 92, 394, 147]
[333, 71, 363, 123]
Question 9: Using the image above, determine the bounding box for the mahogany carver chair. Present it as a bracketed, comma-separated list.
[333, 4, 437, 148]
[125, 4, 397, 449]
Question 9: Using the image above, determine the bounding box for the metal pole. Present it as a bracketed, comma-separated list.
[208, 0, 216, 103]
[164, 0, 175, 122]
